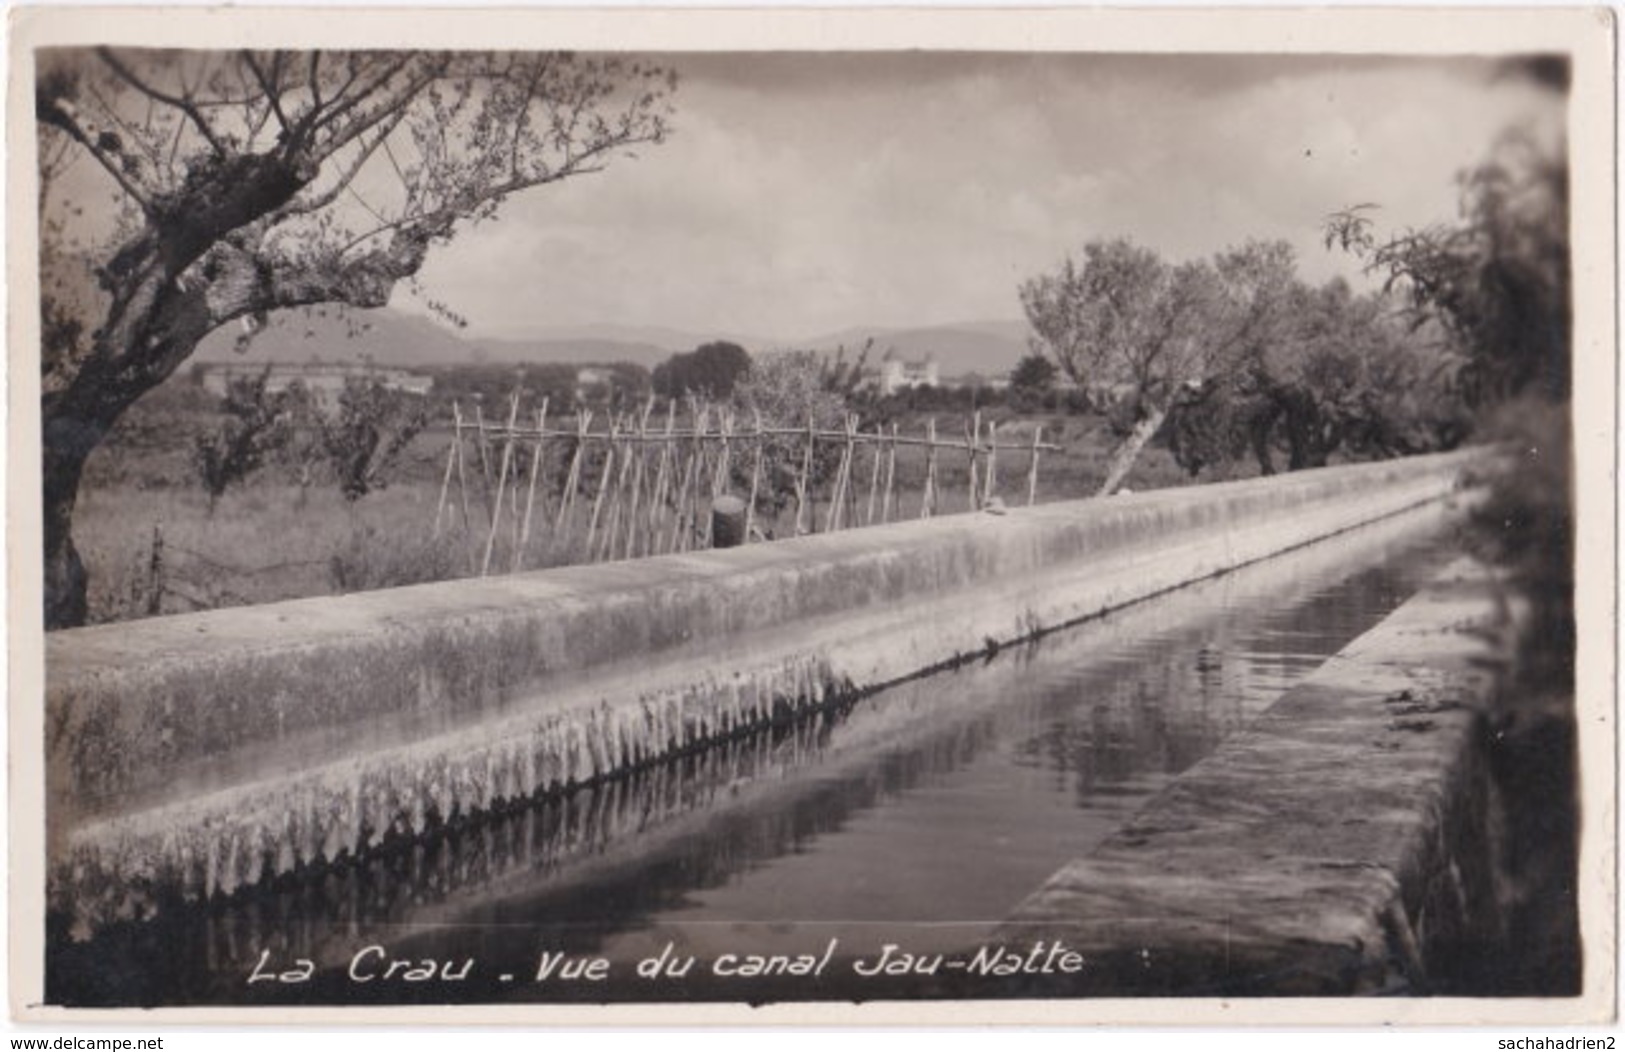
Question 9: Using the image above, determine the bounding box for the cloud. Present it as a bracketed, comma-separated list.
[406, 52, 1565, 342]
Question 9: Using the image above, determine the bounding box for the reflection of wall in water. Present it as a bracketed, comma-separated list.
[55, 701, 1014, 1004]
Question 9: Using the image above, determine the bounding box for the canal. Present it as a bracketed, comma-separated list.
[48, 502, 1468, 1006]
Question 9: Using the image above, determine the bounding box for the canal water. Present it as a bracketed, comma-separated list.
[49, 503, 1467, 1006]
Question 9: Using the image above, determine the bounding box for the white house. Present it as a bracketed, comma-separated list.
[197, 362, 433, 403]
[879, 350, 940, 395]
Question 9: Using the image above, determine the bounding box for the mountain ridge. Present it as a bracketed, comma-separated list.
[195, 306, 1032, 377]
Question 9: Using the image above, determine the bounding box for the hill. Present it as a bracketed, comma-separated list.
[790, 321, 1031, 378]
[193, 306, 1034, 378]
[195, 307, 673, 369]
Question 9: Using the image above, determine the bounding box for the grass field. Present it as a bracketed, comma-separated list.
[72, 401, 1250, 626]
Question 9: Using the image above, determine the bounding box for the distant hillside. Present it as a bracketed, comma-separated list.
[478, 321, 772, 353]
[192, 306, 1034, 377]
[791, 321, 1031, 378]
[195, 307, 672, 369]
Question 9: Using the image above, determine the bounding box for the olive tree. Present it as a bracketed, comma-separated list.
[36, 48, 674, 627]
[1020, 238, 1295, 495]
[1324, 128, 1569, 408]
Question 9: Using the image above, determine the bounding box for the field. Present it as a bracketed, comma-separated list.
[71, 379, 1251, 626]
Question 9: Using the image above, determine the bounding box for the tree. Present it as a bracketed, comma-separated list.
[1020, 238, 1295, 495]
[1166, 278, 1464, 479]
[1009, 352, 1058, 394]
[189, 366, 293, 514]
[730, 351, 850, 517]
[1326, 124, 1573, 690]
[651, 341, 751, 400]
[316, 376, 429, 502]
[36, 48, 675, 627]
[1323, 128, 1569, 407]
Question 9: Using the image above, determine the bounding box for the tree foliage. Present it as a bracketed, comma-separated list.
[315, 376, 429, 502]
[651, 341, 751, 400]
[189, 366, 293, 513]
[1323, 128, 1569, 407]
[730, 351, 851, 517]
[1009, 352, 1058, 393]
[37, 47, 675, 626]
[1020, 238, 1298, 494]
[1166, 280, 1464, 478]
[1328, 123, 1574, 696]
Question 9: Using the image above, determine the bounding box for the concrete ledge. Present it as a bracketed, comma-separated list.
[45, 450, 1484, 932]
[995, 557, 1511, 996]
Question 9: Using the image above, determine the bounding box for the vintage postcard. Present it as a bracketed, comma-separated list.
[6, 4, 1616, 1027]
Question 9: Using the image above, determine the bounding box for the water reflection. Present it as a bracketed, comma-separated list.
[49, 504, 1464, 1006]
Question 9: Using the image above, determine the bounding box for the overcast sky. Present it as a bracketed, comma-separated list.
[405, 52, 1565, 343]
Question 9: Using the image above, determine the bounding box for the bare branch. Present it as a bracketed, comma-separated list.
[277, 102, 409, 218]
[82, 80, 164, 171]
[307, 51, 323, 112]
[305, 54, 418, 141]
[241, 51, 291, 139]
[310, 59, 446, 163]
[35, 95, 156, 213]
[96, 48, 227, 156]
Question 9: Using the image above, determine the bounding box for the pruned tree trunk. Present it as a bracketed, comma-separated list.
[1095, 404, 1168, 497]
[42, 419, 100, 629]
[35, 50, 673, 626]
[39, 161, 442, 626]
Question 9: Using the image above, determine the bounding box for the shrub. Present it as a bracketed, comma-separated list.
[328, 525, 464, 594]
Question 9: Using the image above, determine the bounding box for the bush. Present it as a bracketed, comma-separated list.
[327, 525, 464, 594]
[1468, 396, 1573, 687]
[730, 351, 852, 518]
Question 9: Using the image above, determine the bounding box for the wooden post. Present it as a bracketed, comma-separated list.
[647, 402, 676, 556]
[670, 407, 703, 553]
[864, 425, 883, 526]
[611, 411, 639, 559]
[510, 399, 524, 557]
[846, 419, 863, 527]
[1028, 424, 1042, 506]
[144, 522, 165, 617]
[691, 404, 712, 551]
[452, 402, 472, 536]
[825, 414, 857, 532]
[966, 410, 981, 514]
[984, 418, 998, 506]
[744, 410, 764, 543]
[882, 423, 899, 524]
[623, 402, 653, 559]
[434, 409, 460, 537]
[794, 414, 815, 536]
[481, 393, 521, 575]
[585, 421, 617, 561]
[473, 401, 495, 524]
[921, 418, 938, 519]
[515, 398, 549, 572]
[555, 410, 591, 536]
[713, 409, 734, 498]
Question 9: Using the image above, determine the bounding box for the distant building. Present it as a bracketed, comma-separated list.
[196, 362, 433, 403]
[574, 366, 617, 402]
[879, 350, 940, 395]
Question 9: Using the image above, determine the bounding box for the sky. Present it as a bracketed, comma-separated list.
[364, 53, 1556, 343]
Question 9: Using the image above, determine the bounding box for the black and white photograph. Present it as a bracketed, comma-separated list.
[8, 6, 1615, 1025]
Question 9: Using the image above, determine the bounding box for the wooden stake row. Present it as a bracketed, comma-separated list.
[432, 396, 1057, 576]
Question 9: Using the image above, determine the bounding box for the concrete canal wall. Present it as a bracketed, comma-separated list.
[46, 450, 1483, 933]
[998, 556, 1516, 996]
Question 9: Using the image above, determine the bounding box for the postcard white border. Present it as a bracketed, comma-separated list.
[5, 4, 1617, 1027]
